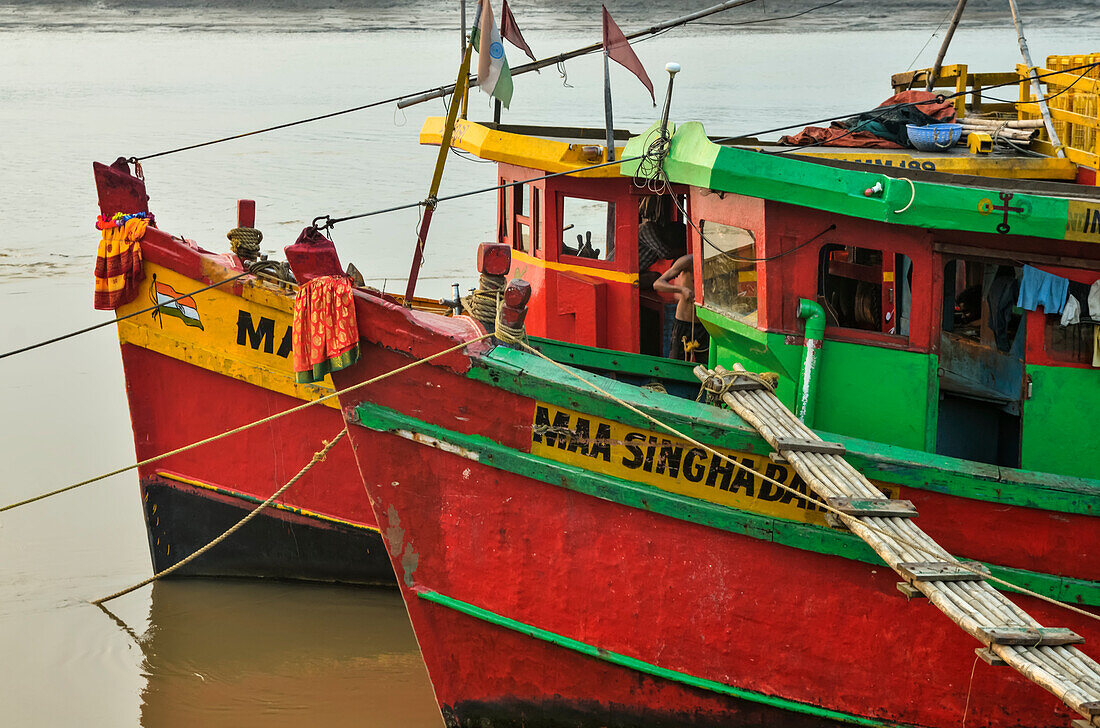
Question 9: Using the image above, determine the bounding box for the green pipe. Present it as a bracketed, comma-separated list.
[796, 299, 825, 427]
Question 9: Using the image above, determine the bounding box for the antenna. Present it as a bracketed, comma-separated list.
[659, 62, 681, 144]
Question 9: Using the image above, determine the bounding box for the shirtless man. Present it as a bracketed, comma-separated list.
[654, 254, 709, 362]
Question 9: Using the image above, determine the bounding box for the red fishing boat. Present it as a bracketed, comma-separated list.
[325, 48, 1100, 728]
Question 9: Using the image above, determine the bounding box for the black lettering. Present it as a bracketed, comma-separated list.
[568, 418, 591, 456]
[621, 432, 646, 469]
[1091, 207, 1100, 234]
[654, 440, 685, 477]
[759, 463, 788, 501]
[729, 458, 756, 496]
[641, 436, 659, 473]
[589, 423, 612, 462]
[236, 311, 276, 353]
[533, 406, 573, 449]
[779, 475, 809, 506]
[682, 448, 707, 483]
[921, 161, 936, 171]
[276, 327, 293, 358]
[706, 452, 735, 490]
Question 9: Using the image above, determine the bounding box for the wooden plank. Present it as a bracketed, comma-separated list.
[826, 497, 917, 518]
[897, 582, 925, 599]
[775, 438, 846, 455]
[975, 647, 1007, 666]
[897, 561, 987, 583]
[978, 627, 1085, 646]
[1081, 702, 1100, 717]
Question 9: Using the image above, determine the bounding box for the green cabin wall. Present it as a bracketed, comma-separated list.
[702, 307, 938, 452]
[1022, 364, 1100, 479]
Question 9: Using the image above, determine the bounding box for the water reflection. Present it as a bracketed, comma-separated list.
[132, 580, 442, 728]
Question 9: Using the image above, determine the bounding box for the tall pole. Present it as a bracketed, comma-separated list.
[603, 50, 615, 163]
[405, 42, 475, 301]
[1007, 0, 1064, 157]
[926, 0, 968, 92]
[460, 0, 466, 59]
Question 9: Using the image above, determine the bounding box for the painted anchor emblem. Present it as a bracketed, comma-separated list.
[978, 192, 1024, 234]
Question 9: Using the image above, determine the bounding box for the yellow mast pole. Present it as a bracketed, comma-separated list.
[405, 40, 474, 301]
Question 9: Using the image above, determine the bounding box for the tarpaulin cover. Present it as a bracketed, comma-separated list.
[779, 91, 956, 148]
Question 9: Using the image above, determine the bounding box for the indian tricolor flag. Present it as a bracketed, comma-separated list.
[151, 278, 204, 330]
[471, 0, 513, 108]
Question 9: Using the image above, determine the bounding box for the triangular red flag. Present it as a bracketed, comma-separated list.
[501, 0, 537, 64]
[602, 6, 655, 105]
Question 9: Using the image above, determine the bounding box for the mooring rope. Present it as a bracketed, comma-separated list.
[0, 270, 250, 362]
[0, 331, 492, 514]
[511, 338, 1100, 623]
[92, 429, 347, 605]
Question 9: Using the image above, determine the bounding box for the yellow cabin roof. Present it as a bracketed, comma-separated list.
[422, 117, 1080, 182]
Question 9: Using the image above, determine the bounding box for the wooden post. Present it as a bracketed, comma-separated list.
[405, 42, 474, 301]
[603, 50, 615, 163]
[1007, 0, 1064, 157]
[926, 0, 968, 92]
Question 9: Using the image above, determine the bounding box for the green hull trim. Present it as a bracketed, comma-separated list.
[350, 400, 1100, 606]
[621, 121, 1077, 243]
[528, 335, 701, 383]
[476, 346, 1100, 516]
[416, 588, 907, 727]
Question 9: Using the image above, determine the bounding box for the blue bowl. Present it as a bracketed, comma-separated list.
[906, 123, 963, 151]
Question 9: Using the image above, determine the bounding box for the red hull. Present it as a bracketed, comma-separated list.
[332, 292, 1099, 728]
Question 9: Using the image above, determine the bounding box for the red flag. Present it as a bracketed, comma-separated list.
[602, 6, 654, 105]
[501, 0, 536, 64]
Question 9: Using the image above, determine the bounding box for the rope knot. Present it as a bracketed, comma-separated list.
[228, 226, 263, 263]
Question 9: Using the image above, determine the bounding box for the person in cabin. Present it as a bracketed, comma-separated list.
[654, 254, 709, 363]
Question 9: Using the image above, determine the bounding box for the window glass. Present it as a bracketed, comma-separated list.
[819, 244, 911, 336]
[534, 187, 544, 251]
[1046, 320, 1096, 364]
[561, 197, 614, 261]
[700, 220, 757, 324]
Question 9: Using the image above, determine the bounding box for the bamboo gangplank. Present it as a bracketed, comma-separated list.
[694, 364, 1100, 725]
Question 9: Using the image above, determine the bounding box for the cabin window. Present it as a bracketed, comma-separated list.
[514, 183, 537, 254]
[819, 244, 911, 337]
[561, 196, 614, 261]
[941, 259, 1022, 353]
[534, 187, 544, 251]
[699, 220, 757, 324]
[1045, 321, 1096, 365]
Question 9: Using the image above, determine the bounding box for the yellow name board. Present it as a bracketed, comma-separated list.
[1067, 201, 1100, 244]
[530, 403, 896, 527]
[115, 263, 335, 404]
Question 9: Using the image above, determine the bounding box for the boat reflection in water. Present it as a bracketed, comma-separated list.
[132, 580, 442, 728]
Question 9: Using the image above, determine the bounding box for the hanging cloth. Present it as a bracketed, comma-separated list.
[292, 275, 359, 384]
[1061, 295, 1081, 326]
[1094, 325, 1100, 368]
[94, 216, 148, 310]
[1016, 265, 1068, 315]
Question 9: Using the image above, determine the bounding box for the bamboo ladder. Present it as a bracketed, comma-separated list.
[693, 364, 1100, 726]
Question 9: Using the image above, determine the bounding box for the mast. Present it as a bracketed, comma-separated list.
[405, 39, 475, 301]
[1006, 0, 1064, 157]
[603, 49, 615, 163]
[925, 0, 968, 92]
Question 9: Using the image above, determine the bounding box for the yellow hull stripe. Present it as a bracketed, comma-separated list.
[512, 249, 638, 285]
[155, 471, 380, 533]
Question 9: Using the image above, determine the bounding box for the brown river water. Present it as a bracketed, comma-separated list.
[0, 1, 1090, 724]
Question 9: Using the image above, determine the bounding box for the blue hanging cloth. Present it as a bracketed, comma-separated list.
[1016, 265, 1068, 315]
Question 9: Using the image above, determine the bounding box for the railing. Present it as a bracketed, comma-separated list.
[892, 57, 1100, 171]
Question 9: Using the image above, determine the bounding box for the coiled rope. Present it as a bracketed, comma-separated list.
[92, 429, 347, 605]
[227, 226, 263, 263]
[0, 332, 492, 514]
